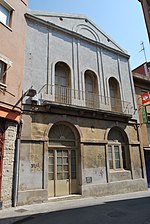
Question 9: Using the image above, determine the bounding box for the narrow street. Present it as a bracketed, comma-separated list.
[1, 191, 150, 224]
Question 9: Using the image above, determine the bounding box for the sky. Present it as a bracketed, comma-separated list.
[28, 0, 150, 70]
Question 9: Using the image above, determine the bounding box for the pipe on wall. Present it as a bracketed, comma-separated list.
[12, 121, 22, 207]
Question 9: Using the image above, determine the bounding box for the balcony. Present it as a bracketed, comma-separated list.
[39, 85, 132, 115]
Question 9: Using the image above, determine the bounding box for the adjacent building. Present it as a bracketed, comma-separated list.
[0, 0, 28, 208]
[138, 0, 150, 42]
[132, 62, 150, 187]
[17, 11, 147, 205]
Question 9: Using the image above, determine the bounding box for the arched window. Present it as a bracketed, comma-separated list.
[49, 123, 76, 147]
[85, 70, 99, 108]
[55, 62, 71, 104]
[109, 77, 122, 112]
[108, 127, 130, 170]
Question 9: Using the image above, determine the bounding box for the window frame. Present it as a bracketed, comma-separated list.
[0, 60, 7, 84]
[0, 0, 14, 28]
[109, 77, 122, 112]
[55, 62, 71, 104]
[0, 54, 12, 88]
[84, 70, 99, 108]
[108, 142, 127, 170]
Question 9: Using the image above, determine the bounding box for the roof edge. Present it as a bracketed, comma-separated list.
[25, 12, 130, 59]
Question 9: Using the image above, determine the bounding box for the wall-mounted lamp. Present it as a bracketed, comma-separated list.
[26, 88, 37, 97]
[13, 87, 37, 109]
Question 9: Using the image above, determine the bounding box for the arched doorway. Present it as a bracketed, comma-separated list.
[48, 123, 80, 197]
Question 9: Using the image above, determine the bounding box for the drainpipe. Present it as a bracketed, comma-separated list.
[12, 120, 22, 207]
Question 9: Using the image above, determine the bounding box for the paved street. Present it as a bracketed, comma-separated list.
[1, 190, 150, 224]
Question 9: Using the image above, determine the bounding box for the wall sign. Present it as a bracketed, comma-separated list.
[86, 177, 92, 183]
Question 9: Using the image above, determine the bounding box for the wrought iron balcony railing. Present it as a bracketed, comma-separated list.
[39, 85, 131, 115]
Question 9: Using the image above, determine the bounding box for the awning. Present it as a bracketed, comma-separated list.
[0, 106, 21, 123]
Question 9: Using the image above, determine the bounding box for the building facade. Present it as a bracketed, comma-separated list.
[18, 11, 147, 205]
[132, 62, 150, 187]
[0, 0, 28, 208]
[138, 0, 150, 42]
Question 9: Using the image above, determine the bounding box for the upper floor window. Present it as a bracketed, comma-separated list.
[0, 60, 6, 84]
[55, 62, 71, 104]
[55, 62, 70, 88]
[21, 0, 28, 6]
[85, 70, 99, 108]
[0, 1, 13, 27]
[109, 77, 122, 112]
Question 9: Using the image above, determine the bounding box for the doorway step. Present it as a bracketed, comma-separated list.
[48, 194, 82, 202]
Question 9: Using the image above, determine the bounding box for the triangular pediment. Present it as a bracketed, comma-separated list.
[27, 11, 128, 54]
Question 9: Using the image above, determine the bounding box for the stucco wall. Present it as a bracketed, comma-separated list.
[0, 0, 28, 208]
[18, 12, 146, 206]
[23, 17, 137, 118]
[0, 0, 28, 108]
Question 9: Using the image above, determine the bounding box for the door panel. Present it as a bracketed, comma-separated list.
[48, 149, 78, 197]
[56, 150, 69, 196]
[48, 150, 54, 197]
[70, 150, 78, 194]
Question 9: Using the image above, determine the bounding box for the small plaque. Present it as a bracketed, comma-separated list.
[86, 177, 92, 183]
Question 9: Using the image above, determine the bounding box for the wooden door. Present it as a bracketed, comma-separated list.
[55, 150, 69, 196]
[48, 149, 78, 197]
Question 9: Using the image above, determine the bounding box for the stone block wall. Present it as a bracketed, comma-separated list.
[1, 121, 17, 207]
[17, 111, 147, 205]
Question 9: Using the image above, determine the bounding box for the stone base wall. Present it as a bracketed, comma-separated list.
[1, 121, 17, 208]
[17, 179, 147, 206]
[17, 189, 48, 206]
[82, 179, 148, 197]
[17, 111, 148, 206]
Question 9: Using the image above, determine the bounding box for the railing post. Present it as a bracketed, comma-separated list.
[41, 85, 131, 115]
